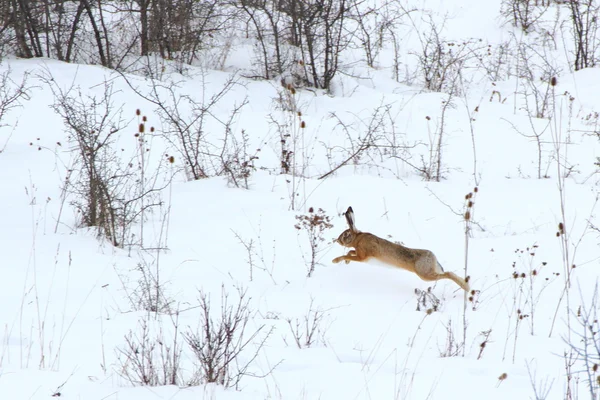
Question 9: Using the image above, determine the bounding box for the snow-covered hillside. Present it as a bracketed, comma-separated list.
[1, 0, 599, 399]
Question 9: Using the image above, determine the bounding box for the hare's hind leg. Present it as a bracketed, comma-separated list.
[413, 252, 444, 280]
[441, 271, 470, 292]
[414, 253, 470, 291]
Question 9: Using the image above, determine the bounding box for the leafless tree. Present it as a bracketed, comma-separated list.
[501, 0, 550, 33]
[3, 0, 112, 65]
[347, 0, 411, 68]
[239, 0, 351, 91]
[567, 0, 600, 71]
[238, 0, 288, 79]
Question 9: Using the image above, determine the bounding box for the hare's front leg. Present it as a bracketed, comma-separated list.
[332, 250, 358, 264]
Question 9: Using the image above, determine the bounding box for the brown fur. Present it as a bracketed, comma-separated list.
[332, 207, 470, 292]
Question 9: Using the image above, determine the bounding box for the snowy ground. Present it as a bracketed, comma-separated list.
[1, 1, 600, 399]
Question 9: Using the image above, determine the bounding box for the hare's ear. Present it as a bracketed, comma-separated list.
[345, 206, 357, 232]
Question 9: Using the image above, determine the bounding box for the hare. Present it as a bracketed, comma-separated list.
[332, 207, 470, 292]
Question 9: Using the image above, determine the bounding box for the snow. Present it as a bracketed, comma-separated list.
[1, 0, 600, 399]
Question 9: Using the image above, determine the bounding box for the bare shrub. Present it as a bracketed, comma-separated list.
[124, 73, 249, 182]
[439, 319, 463, 357]
[125, 257, 173, 314]
[117, 316, 182, 386]
[501, 0, 550, 33]
[268, 84, 309, 210]
[220, 128, 259, 189]
[0, 68, 31, 153]
[475, 40, 515, 82]
[568, 283, 600, 399]
[515, 42, 561, 119]
[232, 228, 277, 284]
[184, 287, 273, 389]
[547, 92, 589, 338]
[502, 243, 558, 362]
[526, 360, 555, 400]
[285, 299, 330, 348]
[414, 288, 441, 313]
[320, 102, 418, 180]
[320, 108, 381, 178]
[511, 244, 555, 335]
[502, 116, 551, 179]
[412, 96, 454, 182]
[412, 16, 486, 96]
[294, 207, 333, 277]
[46, 75, 169, 247]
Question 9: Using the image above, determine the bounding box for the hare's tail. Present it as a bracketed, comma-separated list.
[443, 271, 470, 292]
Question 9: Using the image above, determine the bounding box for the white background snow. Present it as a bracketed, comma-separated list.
[1, 0, 599, 399]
